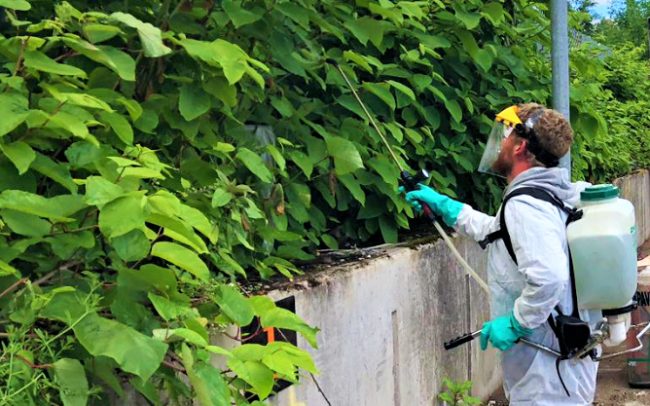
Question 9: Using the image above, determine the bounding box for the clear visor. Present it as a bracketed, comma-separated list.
[478, 121, 514, 176]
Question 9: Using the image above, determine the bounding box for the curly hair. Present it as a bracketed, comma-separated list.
[516, 103, 573, 164]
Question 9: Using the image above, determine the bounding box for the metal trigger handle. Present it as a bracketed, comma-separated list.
[444, 330, 481, 350]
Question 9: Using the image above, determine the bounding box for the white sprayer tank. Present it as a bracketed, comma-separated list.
[567, 184, 637, 311]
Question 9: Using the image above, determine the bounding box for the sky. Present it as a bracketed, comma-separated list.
[590, 0, 613, 18]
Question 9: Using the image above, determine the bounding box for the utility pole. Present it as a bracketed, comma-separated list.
[647, 17, 650, 58]
[551, 0, 571, 179]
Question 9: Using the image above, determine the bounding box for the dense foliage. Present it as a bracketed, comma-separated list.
[568, 1, 650, 181]
[0, 0, 647, 405]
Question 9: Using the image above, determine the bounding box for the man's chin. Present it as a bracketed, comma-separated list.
[491, 161, 510, 177]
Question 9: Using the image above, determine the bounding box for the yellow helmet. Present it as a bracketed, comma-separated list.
[495, 105, 522, 127]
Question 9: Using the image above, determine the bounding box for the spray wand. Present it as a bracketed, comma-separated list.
[335, 64, 490, 295]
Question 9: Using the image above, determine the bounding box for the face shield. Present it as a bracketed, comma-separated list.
[477, 122, 514, 175]
[478, 106, 522, 176]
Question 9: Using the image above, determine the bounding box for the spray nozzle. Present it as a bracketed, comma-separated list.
[400, 169, 430, 192]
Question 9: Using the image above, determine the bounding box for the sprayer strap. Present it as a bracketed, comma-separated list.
[479, 187, 582, 318]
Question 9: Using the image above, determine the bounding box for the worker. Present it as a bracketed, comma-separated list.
[404, 104, 601, 405]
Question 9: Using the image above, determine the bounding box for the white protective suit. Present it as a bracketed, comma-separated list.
[454, 167, 601, 405]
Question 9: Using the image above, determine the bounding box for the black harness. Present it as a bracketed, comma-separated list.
[479, 187, 590, 397]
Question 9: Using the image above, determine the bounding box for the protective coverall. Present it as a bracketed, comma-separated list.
[454, 166, 601, 405]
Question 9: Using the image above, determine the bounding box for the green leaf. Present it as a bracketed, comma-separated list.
[111, 12, 171, 57]
[338, 174, 365, 205]
[0, 259, 17, 277]
[98, 194, 145, 238]
[343, 50, 373, 73]
[180, 39, 259, 85]
[0, 0, 30, 10]
[260, 307, 319, 348]
[482, 2, 505, 25]
[227, 359, 274, 400]
[336, 94, 367, 120]
[148, 293, 193, 321]
[84, 176, 124, 208]
[347, 16, 387, 47]
[41, 110, 90, 140]
[179, 84, 211, 121]
[23, 50, 86, 77]
[387, 80, 415, 102]
[444, 99, 463, 123]
[99, 111, 133, 145]
[117, 98, 143, 120]
[288, 151, 313, 178]
[74, 313, 168, 382]
[130, 377, 160, 406]
[262, 350, 296, 380]
[268, 342, 318, 374]
[53, 358, 88, 406]
[55, 92, 113, 111]
[178, 204, 217, 244]
[83, 23, 122, 43]
[266, 144, 286, 173]
[474, 49, 494, 71]
[31, 153, 77, 193]
[455, 10, 482, 29]
[86, 357, 124, 398]
[160, 327, 208, 347]
[46, 232, 95, 259]
[1, 209, 51, 237]
[379, 216, 397, 243]
[0, 92, 29, 137]
[119, 264, 178, 296]
[0, 191, 85, 221]
[63, 38, 136, 81]
[236, 148, 273, 183]
[215, 284, 254, 326]
[112, 229, 150, 262]
[211, 188, 233, 208]
[151, 242, 210, 281]
[231, 344, 266, 361]
[325, 136, 364, 175]
[270, 97, 294, 118]
[367, 156, 399, 187]
[363, 82, 396, 111]
[223, 0, 263, 28]
[192, 363, 231, 406]
[181, 347, 231, 406]
[1, 141, 35, 174]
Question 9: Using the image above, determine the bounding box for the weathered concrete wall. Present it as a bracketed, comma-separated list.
[614, 170, 650, 245]
[264, 170, 650, 406]
[266, 238, 498, 406]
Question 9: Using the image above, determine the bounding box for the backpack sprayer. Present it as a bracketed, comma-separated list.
[335, 63, 650, 369]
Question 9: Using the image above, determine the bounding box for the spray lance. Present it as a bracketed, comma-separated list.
[334, 64, 489, 295]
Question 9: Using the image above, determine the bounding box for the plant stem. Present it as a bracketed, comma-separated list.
[0, 278, 27, 300]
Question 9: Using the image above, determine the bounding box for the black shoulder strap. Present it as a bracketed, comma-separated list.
[481, 187, 578, 264]
[479, 187, 583, 319]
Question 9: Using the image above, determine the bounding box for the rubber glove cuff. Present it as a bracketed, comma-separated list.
[480, 312, 533, 352]
[403, 184, 464, 227]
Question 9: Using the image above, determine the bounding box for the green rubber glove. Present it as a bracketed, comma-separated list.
[402, 184, 464, 227]
[480, 312, 533, 351]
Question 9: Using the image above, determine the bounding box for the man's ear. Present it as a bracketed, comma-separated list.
[513, 139, 533, 159]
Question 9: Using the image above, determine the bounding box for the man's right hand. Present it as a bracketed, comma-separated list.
[401, 184, 464, 227]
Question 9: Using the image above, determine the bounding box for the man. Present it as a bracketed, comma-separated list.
[404, 104, 600, 405]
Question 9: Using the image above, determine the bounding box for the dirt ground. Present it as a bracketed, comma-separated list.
[488, 240, 650, 405]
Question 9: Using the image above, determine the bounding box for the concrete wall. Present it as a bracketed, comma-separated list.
[266, 237, 498, 406]
[264, 170, 650, 406]
[614, 170, 650, 245]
